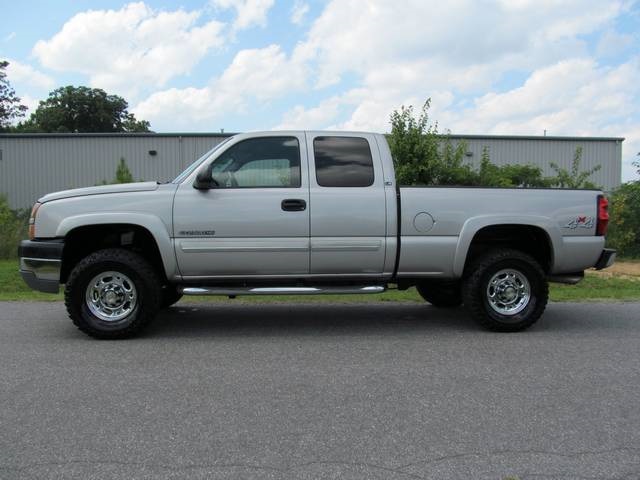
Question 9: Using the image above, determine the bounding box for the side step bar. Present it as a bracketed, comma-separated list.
[180, 285, 386, 296]
[547, 272, 584, 285]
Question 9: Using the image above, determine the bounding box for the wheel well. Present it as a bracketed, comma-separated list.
[465, 225, 553, 273]
[60, 224, 166, 283]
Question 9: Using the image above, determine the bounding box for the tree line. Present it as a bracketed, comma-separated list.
[0, 60, 149, 133]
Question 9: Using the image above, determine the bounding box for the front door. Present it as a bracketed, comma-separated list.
[173, 134, 309, 278]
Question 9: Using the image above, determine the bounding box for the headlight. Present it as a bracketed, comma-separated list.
[28, 202, 42, 240]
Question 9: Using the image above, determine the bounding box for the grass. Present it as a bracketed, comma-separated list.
[1, 258, 639, 303]
[0, 259, 64, 301]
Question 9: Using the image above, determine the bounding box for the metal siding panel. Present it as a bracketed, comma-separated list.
[453, 138, 620, 191]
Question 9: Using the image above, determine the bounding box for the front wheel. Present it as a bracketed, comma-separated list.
[462, 249, 548, 332]
[64, 248, 162, 339]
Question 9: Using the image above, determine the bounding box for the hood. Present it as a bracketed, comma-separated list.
[39, 181, 159, 203]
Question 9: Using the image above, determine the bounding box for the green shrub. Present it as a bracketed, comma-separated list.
[99, 157, 139, 185]
[0, 196, 28, 259]
[387, 99, 445, 186]
[607, 172, 640, 257]
[549, 146, 601, 189]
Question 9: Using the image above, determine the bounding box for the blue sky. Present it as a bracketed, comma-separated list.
[1, 0, 639, 180]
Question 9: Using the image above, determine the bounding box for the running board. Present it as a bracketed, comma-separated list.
[547, 272, 584, 284]
[179, 285, 386, 296]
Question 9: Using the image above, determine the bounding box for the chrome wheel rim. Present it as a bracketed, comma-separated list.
[486, 268, 531, 316]
[85, 271, 137, 322]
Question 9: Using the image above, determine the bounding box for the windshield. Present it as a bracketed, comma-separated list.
[172, 136, 234, 183]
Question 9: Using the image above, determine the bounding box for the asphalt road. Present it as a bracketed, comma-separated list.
[1, 301, 640, 480]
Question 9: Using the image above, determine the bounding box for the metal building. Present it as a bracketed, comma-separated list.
[0, 132, 624, 209]
[448, 134, 623, 192]
[0, 133, 230, 209]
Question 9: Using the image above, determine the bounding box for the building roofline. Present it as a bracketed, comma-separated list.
[0, 132, 237, 139]
[441, 133, 625, 142]
[0, 131, 625, 142]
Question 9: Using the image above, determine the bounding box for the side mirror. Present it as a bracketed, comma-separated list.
[193, 165, 219, 190]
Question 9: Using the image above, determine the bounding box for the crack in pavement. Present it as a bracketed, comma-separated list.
[397, 446, 640, 471]
[3, 448, 639, 480]
[0, 458, 426, 479]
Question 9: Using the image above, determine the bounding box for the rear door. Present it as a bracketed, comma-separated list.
[173, 133, 310, 278]
[306, 132, 387, 275]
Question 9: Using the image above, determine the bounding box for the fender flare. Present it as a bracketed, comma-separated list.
[452, 215, 562, 277]
[56, 212, 177, 280]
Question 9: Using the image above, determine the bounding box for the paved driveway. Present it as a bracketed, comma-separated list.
[1, 301, 639, 479]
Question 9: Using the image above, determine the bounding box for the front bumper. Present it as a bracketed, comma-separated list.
[18, 240, 64, 293]
[594, 248, 616, 270]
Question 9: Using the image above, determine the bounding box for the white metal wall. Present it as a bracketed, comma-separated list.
[0, 134, 229, 209]
[0, 133, 623, 209]
[448, 135, 623, 192]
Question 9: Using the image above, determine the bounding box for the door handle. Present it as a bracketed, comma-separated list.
[281, 199, 307, 211]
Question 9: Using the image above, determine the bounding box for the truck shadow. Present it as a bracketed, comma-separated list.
[147, 302, 479, 338]
[144, 301, 629, 338]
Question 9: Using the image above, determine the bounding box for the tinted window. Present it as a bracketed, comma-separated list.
[210, 137, 301, 188]
[314, 136, 374, 187]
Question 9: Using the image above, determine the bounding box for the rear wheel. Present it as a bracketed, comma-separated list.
[64, 248, 162, 339]
[462, 249, 548, 332]
[416, 281, 462, 307]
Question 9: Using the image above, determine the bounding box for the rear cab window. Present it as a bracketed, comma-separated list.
[313, 136, 374, 187]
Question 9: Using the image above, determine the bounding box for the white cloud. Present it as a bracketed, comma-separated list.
[275, 96, 342, 130]
[293, 0, 625, 88]
[133, 44, 306, 129]
[4, 59, 55, 90]
[210, 0, 274, 30]
[18, 94, 40, 116]
[596, 29, 635, 57]
[447, 58, 640, 135]
[290, 1, 309, 25]
[3, 32, 16, 42]
[32, 2, 225, 96]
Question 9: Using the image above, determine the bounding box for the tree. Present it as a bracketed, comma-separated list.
[14, 86, 150, 133]
[607, 153, 640, 257]
[99, 158, 138, 185]
[0, 60, 28, 130]
[607, 180, 640, 257]
[388, 99, 443, 185]
[387, 99, 475, 186]
[549, 146, 601, 189]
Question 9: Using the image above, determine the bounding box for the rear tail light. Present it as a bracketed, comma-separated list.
[596, 195, 609, 236]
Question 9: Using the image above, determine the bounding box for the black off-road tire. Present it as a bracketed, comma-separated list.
[160, 286, 183, 308]
[416, 281, 462, 307]
[462, 249, 548, 332]
[64, 248, 162, 339]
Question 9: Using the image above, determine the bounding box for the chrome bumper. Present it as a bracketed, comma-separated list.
[18, 240, 64, 294]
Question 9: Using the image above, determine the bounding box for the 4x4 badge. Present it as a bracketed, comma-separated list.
[564, 216, 594, 229]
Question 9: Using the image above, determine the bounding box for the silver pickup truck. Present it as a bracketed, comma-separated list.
[19, 131, 615, 338]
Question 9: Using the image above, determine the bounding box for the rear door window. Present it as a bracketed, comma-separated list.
[313, 136, 374, 187]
